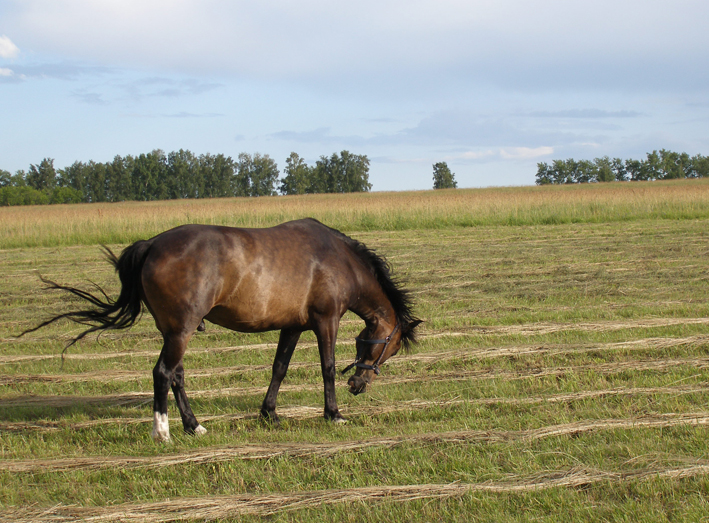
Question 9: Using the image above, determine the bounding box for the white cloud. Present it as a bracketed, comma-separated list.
[0, 67, 14, 76]
[3, 1, 708, 92]
[451, 147, 554, 162]
[500, 147, 554, 160]
[0, 35, 20, 59]
[459, 150, 496, 160]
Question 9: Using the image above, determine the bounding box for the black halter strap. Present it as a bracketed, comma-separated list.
[341, 323, 400, 376]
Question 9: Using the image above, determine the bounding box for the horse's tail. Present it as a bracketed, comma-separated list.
[20, 239, 155, 349]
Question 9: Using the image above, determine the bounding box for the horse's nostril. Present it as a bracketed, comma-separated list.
[348, 375, 367, 395]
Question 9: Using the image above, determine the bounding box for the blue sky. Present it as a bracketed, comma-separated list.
[1, 0, 708, 191]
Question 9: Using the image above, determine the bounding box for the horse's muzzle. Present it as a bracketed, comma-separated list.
[347, 375, 368, 395]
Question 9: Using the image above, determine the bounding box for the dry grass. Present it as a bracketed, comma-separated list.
[5, 462, 709, 522]
[3, 412, 709, 474]
[1, 178, 708, 248]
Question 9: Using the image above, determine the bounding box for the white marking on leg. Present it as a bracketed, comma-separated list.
[152, 412, 170, 442]
[194, 424, 208, 436]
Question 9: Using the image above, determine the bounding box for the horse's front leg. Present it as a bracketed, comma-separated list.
[314, 317, 346, 423]
[261, 328, 301, 423]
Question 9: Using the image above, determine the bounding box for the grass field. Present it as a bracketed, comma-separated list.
[1, 181, 709, 521]
[1, 178, 709, 248]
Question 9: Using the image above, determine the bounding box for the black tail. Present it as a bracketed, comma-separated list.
[20, 239, 154, 349]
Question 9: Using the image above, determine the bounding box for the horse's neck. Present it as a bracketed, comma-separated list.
[350, 277, 397, 329]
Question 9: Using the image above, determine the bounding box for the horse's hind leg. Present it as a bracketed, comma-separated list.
[172, 363, 206, 436]
[260, 328, 301, 423]
[152, 333, 191, 442]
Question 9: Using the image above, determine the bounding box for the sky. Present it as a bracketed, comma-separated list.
[1, 0, 708, 191]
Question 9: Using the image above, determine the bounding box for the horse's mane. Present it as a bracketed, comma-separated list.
[319, 220, 419, 349]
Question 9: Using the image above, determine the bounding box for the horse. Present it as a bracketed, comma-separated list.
[24, 218, 421, 441]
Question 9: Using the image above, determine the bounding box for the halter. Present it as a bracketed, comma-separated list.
[341, 323, 399, 376]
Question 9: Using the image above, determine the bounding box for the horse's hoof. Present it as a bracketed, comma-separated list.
[152, 412, 171, 442]
[194, 425, 208, 436]
[260, 409, 281, 426]
[332, 416, 348, 425]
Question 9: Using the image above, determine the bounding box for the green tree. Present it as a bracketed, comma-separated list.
[309, 157, 331, 194]
[201, 153, 235, 198]
[432, 162, 457, 189]
[84, 161, 107, 202]
[612, 158, 628, 181]
[535, 162, 553, 185]
[12, 170, 27, 187]
[310, 151, 371, 193]
[657, 149, 691, 179]
[689, 154, 709, 178]
[49, 187, 83, 204]
[280, 152, 313, 195]
[106, 155, 135, 202]
[0, 169, 12, 187]
[575, 159, 595, 183]
[26, 158, 57, 191]
[594, 156, 615, 182]
[58, 161, 89, 201]
[234, 153, 253, 196]
[132, 150, 167, 201]
[0, 186, 49, 206]
[250, 153, 280, 197]
[235, 153, 278, 197]
[539, 150, 706, 184]
[340, 151, 371, 192]
[167, 150, 201, 199]
[625, 159, 645, 181]
[643, 151, 662, 181]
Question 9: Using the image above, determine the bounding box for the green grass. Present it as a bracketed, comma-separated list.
[1, 191, 709, 521]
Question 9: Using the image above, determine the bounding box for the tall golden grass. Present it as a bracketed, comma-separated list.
[1, 179, 708, 248]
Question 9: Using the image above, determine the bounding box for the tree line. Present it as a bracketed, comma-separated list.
[0, 150, 372, 206]
[536, 150, 709, 185]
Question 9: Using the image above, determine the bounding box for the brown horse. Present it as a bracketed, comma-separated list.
[26, 218, 421, 441]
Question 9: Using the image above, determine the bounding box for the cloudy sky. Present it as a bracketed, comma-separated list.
[1, 0, 708, 190]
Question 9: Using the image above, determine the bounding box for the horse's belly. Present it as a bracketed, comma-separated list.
[204, 301, 308, 333]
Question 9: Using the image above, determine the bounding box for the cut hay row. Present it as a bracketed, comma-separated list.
[0, 340, 291, 363]
[2, 384, 708, 434]
[3, 412, 708, 474]
[462, 317, 709, 337]
[3, 316, 708, 363]
[4, 356, 708, 409]
[5, 462, 709, 522]
[3, 334, 707, 386]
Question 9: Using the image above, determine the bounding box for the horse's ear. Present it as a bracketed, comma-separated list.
[400, 319, 423, 351]
[404, 319, 423, 334]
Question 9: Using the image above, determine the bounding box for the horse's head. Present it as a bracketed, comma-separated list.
[344, 319, 423, 395]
